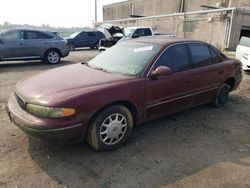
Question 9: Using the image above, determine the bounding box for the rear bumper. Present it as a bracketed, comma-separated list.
[7, 95, 88, 142]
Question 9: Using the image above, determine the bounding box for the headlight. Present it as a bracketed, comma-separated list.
[26, 104, 75, 118]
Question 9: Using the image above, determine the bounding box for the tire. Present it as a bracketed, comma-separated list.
[45, 50, 61, 64]
[212, 83, 230, 108]
[68, 43, 75, 51]
[87, 105, 133, 151]
[95, 42, 100, 49]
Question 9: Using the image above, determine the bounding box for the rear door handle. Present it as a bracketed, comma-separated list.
[19, 43, 24, 45]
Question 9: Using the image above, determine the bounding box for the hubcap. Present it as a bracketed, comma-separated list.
[100, 113, 127, 145]
[48, 52, 59, 64]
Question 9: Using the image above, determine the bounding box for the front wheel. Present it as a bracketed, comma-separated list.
[45, 50, 61, 64]
[212, 83, 230, 108]
[87, 105, 133, 151]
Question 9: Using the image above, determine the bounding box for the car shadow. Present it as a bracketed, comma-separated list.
[71, 48, 98, 52]
[28, 94, 250, 188]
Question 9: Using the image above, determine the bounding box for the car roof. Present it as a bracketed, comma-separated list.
[133, 37, 208, 47]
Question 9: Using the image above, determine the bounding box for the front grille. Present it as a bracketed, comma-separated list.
[14, 93, 26, 110]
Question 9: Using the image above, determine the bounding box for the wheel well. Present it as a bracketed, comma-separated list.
[225, 78, 235, 91]
[45, 48, 62, 57]
[89, 101, 139, 125]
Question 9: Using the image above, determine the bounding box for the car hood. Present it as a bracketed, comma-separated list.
[15, 63, 133, 106]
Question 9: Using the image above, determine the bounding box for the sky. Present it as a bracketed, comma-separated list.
[0, 0, 126, 28]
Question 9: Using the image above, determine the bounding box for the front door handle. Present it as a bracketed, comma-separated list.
[19, 43, 24, 45]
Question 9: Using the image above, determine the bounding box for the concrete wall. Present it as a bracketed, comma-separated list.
[103, 0, 250, 21]
[103, 1, 132, 21]
[134, 0, 182, 16]
[228, 9, 250, 49]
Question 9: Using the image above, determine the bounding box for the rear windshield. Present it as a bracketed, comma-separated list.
[239, 37, 250, 47]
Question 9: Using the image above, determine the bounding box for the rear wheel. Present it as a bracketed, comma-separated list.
[45, 50, 61, 64]
[212, 83, 230, 108]
[87, 105, 133, 151]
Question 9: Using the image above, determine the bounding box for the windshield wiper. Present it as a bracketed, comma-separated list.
[81, 62, 111, 73]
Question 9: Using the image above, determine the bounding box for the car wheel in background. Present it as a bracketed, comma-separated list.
[45, 50, 61, 64]
[68, 43, 75, 51]
[212, 83, 230, 108]
[87, 105, 133, 151]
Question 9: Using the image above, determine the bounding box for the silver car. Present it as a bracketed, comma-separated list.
[0, 29, 69, 64]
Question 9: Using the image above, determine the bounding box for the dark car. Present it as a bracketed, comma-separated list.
[66, 31, 105, 50]
[7, 38, 242, 151]
[0, 29, 69, 64]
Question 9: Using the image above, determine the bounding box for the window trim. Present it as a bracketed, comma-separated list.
[145, 41, 221, 77]
[187, 43, 214, 68]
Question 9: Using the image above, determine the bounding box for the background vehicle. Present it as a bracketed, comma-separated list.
[7, 38, 242, 151]
[240, 53, 250, 70]
[236, 36, 250, 61]
[98, 25, 155, 51]
[0, 29, 69, 64]
[66, 31, 105, 50]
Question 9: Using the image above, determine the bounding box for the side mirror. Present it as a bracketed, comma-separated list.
[132, 33, 140, 39]
[150, 66, 173, 78]
[0, 39, 3, 44]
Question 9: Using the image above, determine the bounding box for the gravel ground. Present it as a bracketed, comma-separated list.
[0, 49, 250, 188]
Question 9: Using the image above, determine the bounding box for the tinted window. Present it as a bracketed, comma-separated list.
[210, 47, 221, 64]
[36, 32, 53, 39]
[25, 31, 38, 39]
[1, 30, 21, 41]
[87, 32, 96, 37]
[79, 32, 87, 38]
[188, 44, 212, 67]
[155, 44, 189, 71]
[239, 37, 250, 47]
[133, 29, 144, 37]
[143, 28, 152, 36]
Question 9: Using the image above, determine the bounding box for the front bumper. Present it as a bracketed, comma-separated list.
[7, 95, 88, 142]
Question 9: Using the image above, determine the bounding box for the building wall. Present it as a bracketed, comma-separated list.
[103, 1, 132, 21]
[103, 0, 250, 21]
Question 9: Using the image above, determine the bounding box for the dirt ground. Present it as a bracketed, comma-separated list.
[0, 49, 250, 188]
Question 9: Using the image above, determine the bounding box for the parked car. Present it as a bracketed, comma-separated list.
[0, 29, 69, 64]
[7, 38, 242, 151]
[66, 31, 105, 50]
[240, 53, 250, 70]
[236, 36, 250, 60]
[98, 25, 155, 51]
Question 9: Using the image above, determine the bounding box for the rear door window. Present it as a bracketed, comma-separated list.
[210, 47, 221, 64]
[239, 37, 250, 47]
[36, 32, 53, 39]
[155, 44, 189, 71]
[24, 31, 38, 40]
[87, 32, 96, 37]
[188, 44, 212, 67]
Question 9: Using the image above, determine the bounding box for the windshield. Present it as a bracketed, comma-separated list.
[124, 28, 136, 37]
[87, 41, 162, 76]
[70, 32, 80, 38]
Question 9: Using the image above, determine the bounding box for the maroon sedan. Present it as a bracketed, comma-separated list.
[7, 38, 242, 151]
